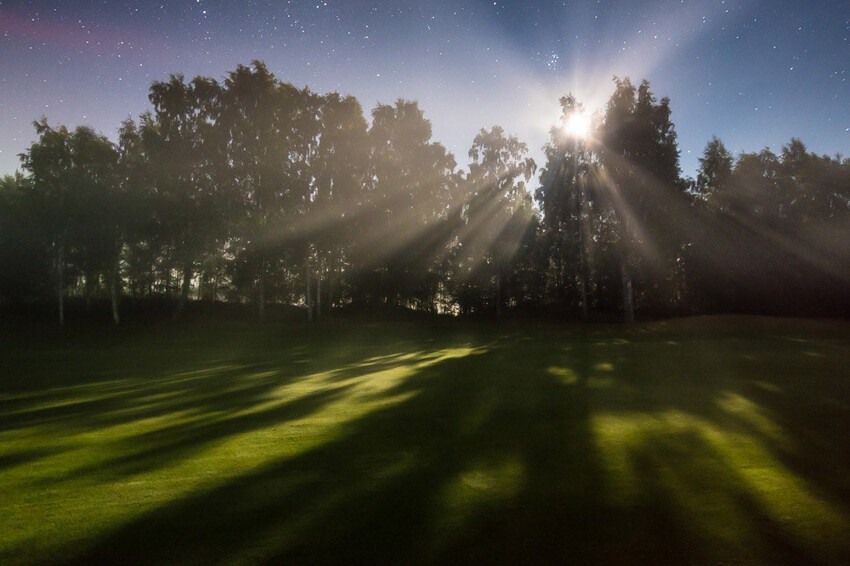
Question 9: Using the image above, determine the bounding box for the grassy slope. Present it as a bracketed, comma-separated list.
[1, 316, 849, 564]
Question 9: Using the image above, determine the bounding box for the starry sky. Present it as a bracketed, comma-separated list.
[1, 0, 849, 182]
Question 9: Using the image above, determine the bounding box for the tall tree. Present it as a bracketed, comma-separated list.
[696, 136, 734, 200]
[597, 78, 682, 321]
[352, 99, 456, 309]
[684, 136, 739, 312]
[536, 95, 596, 318]
[66, 126, 121, 323]
[117, 117, 157, 299]
[146, 73, 224, 317]
[20, 121, 119, 324]
[0, 173, 53, 306]
[460, 125, 536, 315]
[305, 92, 370, 318]
[20, 120, 72, 324]
[218, 60, 319, 321]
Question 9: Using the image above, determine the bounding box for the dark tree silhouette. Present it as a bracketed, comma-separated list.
[4, 62, 850, 322]
[458, 125, 536, 316]
[536, 95, 596, 319]
[350, 99, 456, 309]
[218, 61, 319, 322]
[20, 121, 119, 324]
[145, 74, 224, 318]
[597, 78, 683, 321]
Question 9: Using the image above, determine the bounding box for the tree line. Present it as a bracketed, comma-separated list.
[2, 61, 849, 324]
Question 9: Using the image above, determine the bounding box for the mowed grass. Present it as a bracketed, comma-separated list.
[1, 316, 849, 565]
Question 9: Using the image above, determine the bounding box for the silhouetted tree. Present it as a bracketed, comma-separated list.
[536, 95, 598, 318]
[67, 126, 121, 322]
[457, 125, 536, 315]
[145, 73, 224, 318]
[20, 121, 119, 323]
[597, 78, 683, 321]
[218, 61, 319, 321]
[0, 172, 53, 306]
[696, 136, 733, 200]
[351, 99, 456, 309]
[305, 92, 370, 318]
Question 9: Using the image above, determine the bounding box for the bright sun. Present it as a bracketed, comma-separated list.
[564, 112, 592, 139]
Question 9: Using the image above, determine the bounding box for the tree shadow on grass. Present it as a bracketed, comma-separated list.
[64, 326, 850, 565]
[0, 322, 454, 433]
[48, 381, 359, 482]
[67, 336, 594, 564]
[2, 325, 483, 489]
[3, 321, 849, 564]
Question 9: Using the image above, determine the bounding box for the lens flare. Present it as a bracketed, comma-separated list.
[564, 111, 592, 139]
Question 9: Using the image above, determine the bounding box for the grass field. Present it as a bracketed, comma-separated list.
[1, 316, 849, 564]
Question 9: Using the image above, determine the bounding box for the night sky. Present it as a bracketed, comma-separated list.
[1, 0, 849, 181]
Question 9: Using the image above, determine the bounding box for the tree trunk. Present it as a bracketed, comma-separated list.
[316, 258, 322, 321]
[165, 268, 173, 299]
[257, 257, 266, 323]
[336, 251, 342, 307]
[578, 266, 589, 322]
[577, 222, 589, 321]
[212, 271, 219, 303]
[85, 279, 92, 316]
[327, 250, 336, 315]
[180, 263, 192, 304]
[174, 260, 193, 320]
[495, 270, 502, 317]
[578, 182, 592, 322]
[305, 256, 312, 322]
[621, 260, 635, 323]
[110, 254, 120, 325]
[57, 241, 65, 326]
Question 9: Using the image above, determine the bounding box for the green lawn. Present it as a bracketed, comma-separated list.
[1, 316, 849, 564]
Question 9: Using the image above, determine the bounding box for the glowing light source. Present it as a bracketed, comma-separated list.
[564, 111, 592, 139]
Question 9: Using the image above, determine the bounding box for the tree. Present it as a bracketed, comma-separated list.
[597, 78, 683, 321]
[351, 99, 456, 309]
[20, 120, 72, 324]
[459, 125, 536, 315]
[66, 126, 122, 323]
[536, 95, 596, 318]
[0, 173, 53, 307]
[20, 120, 119, 324]
[145, 73, 224, 318]
[117, 117, 157, 299]
[218, 61, 319, 321]
[304, 92, 370, 318]
[696, 136, 733, 200]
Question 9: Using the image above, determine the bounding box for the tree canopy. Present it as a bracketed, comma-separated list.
[3, 64, 849, 323]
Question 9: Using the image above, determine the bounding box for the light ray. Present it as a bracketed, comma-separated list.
[563, 111, 592, 140]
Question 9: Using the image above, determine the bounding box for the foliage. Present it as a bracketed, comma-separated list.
[456, 125, 536, 315]
[350, 99, 457, 308]
[3, 64, 850, 321]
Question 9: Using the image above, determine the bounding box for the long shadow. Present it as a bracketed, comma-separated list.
[1, 322, 448, 429]
[4, 320, 849, 564]
[51, 381, 358, 481]
[2, 324, 483, 491]
[66, 324, 850, 565]
[69, 335, 597, 564]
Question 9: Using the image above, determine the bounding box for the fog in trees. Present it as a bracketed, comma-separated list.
[3, 63, 849, 323]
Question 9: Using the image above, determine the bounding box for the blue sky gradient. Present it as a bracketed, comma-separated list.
[1, 0, 848, 182]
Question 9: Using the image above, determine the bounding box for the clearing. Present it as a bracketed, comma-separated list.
[1, 316, 849, 564]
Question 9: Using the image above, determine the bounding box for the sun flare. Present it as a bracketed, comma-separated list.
[564, 111, 592, 139]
